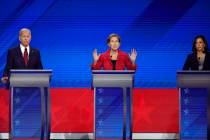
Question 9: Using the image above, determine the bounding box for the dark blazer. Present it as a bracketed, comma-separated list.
[183, 52, 210, 70]
[91, 49, 136, 70]
[3, 46, 43, 77]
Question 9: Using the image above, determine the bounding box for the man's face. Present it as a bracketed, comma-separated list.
[19, 30, 31, 47]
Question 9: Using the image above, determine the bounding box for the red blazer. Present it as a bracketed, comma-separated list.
[91, 49, 136, 70]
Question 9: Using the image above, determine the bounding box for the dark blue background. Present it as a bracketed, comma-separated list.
[0, 0, 210, 88]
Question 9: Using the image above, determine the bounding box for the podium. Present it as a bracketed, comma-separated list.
[177, 71, 210, 140]
[9, 69, 52, 140]
[92, 70, 135, 140]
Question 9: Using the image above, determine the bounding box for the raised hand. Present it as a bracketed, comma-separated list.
[1, 76, 9, 84]
[93, 49, 100, 62]
[129, 49, 137, 64]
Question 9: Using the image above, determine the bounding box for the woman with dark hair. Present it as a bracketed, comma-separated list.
[91, 33, 137, 70]
[183, 35, 210, 70]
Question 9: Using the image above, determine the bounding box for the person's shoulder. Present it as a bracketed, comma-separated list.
[10, 46, 19, 50]
[100, 50, 109, 58]
[118, 50, 129, 56]
[186, 53, 194, 58]
[30, 47, 40, 53]
[206, 52, 210, 58]
[7, 46, 20, 53]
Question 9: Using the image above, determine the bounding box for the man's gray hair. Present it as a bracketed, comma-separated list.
[19, 28, 31, 36]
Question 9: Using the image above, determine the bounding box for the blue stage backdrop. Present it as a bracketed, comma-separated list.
[0, 0, 210, 88]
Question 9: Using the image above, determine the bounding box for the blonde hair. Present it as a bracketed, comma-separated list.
[106, 33, 121, 44]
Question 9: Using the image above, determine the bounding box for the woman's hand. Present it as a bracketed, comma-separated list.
[129, 49, 137, 64]
[93, 49, 100, 63]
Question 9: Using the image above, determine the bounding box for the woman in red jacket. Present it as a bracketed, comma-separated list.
[91, 33, 137, 70]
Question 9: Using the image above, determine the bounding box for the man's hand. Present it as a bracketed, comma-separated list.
[1, 76, 9, 84]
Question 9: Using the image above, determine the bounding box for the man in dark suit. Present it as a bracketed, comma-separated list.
[1, 28, 43, 83]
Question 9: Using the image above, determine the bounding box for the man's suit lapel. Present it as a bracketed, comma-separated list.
[16, 46, 25, 66]
[28, 48, 34, 67]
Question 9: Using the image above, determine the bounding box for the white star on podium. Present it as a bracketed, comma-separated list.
[184, 98, 189, 104]
[15, 120, 20, 125]
[184, 88, 190, 94]
[97, 88, 104, 94]
[98, 120, 103, 126]
[15, 97, 20, 104]
[98, 98, 103, 104]
[183, 109, 189, 116]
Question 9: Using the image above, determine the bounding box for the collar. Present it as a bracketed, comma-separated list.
[105, 49, 121, 55]
[20, 44, 30, 49]
[20, 44, 30, 55]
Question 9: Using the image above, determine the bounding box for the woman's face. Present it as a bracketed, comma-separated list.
[108, 36, 120, 51]
[195, 38, 205, 52]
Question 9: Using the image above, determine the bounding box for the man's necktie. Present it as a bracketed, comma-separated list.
[24, 48, 28, 65]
